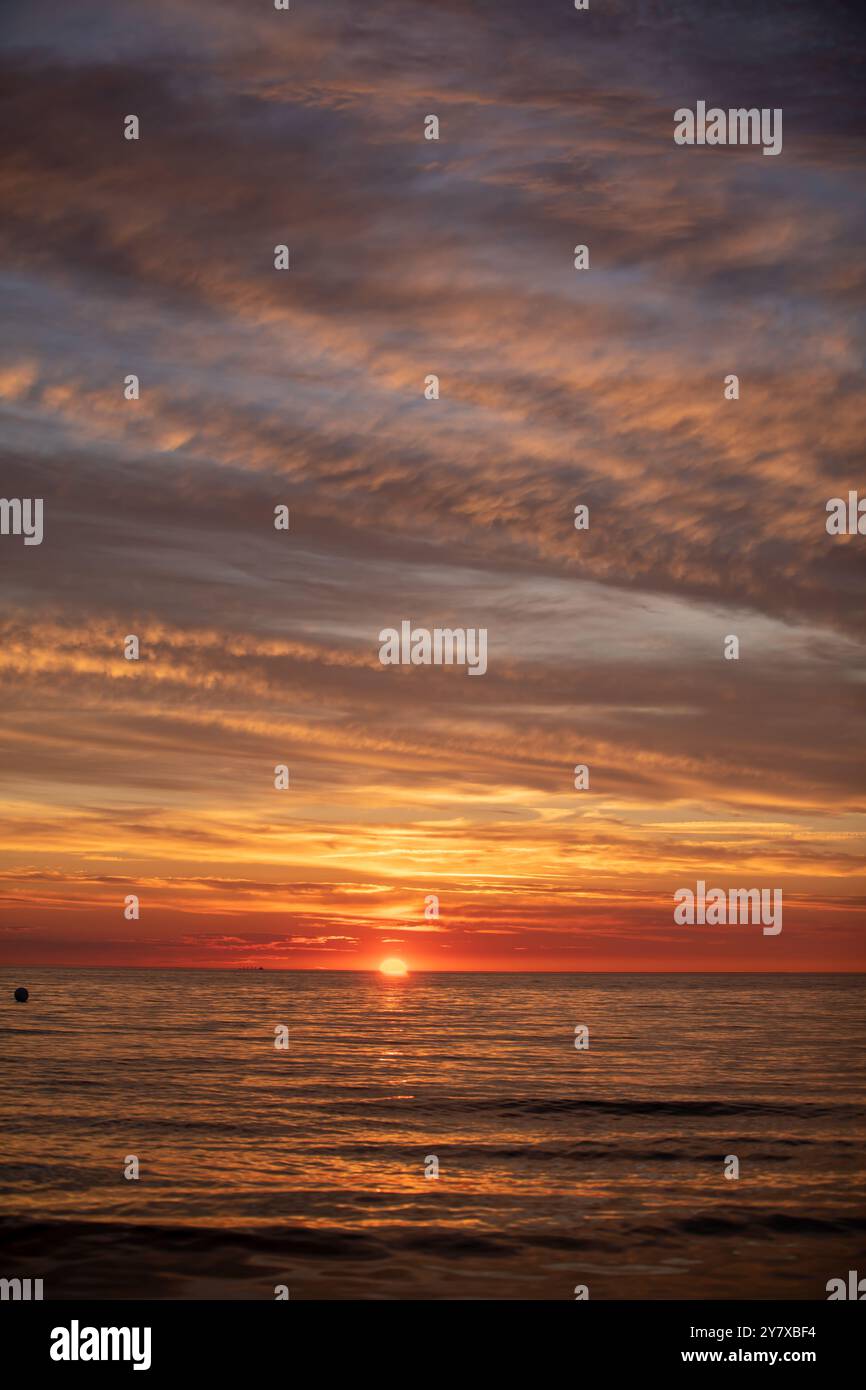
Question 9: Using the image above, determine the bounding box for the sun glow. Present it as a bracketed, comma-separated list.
[378, 957, 409, 977]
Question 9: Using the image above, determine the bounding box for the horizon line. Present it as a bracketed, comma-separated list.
[4, 965, 865, 976]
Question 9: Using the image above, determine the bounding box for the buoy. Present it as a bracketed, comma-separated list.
[14, 987, 28, 1003]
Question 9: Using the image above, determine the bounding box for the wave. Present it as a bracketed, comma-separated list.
[4, 1207, 864, 1259]
[480, 1097, 864, 1119]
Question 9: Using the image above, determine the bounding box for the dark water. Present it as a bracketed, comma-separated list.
[1, 969, 864, 1299]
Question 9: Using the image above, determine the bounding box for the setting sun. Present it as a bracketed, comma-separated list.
[378, 957, 409, 977]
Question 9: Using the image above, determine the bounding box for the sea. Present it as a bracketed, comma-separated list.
[1, 969, 864, 1299]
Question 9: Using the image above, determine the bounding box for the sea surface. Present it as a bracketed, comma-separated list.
[1, 969, 864, 1299]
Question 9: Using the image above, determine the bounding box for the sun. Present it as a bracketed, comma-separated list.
[378, 957, 409, 977]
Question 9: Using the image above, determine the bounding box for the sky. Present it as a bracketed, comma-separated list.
[0, 0, 864, 971]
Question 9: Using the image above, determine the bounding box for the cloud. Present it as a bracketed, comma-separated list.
[0, 0, 864, 969]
